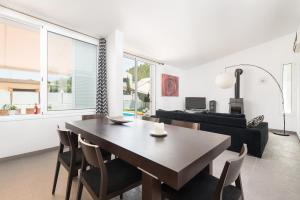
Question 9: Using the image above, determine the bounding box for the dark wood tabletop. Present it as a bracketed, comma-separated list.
[66, 118, 231, 200]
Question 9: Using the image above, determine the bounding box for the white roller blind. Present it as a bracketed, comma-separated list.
[73, 40, 97, 109]
[0, 18, 40, 71]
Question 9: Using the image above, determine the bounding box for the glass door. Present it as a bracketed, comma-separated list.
[122, 57, 136, 118]
[122, 55, 154, 118]
[136, 61, 152, 117]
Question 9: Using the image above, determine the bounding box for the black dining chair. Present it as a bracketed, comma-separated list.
[76, 134, 142, 200]
[162, 144, 247, 200]
[82, 114, 112, 161]
[171, 119, 199, 130]
[82, 114, 107, 120]
[142, 115, 160, 122]
[52, 128, 82, 200]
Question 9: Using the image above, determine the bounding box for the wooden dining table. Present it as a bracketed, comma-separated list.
[66, 118, 231, 200]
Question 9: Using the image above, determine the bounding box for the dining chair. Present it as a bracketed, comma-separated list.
[142, 115, 160, 122]
[82, 114, 112, 161]
[52, 128, 82, 200]
[82, 114, 107, 120]
[76, 134, 142, 200]
[171, 119, 199, 130]
[162, 144, 247, 200]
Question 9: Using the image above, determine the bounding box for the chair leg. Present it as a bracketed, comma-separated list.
[76, 180, 83, 200]
[52, 161, 61, 195]
[236, 175, 244, 200]
[120, 193, 123, 199]
[107, 155, 112, 161]
[71, 169, 78, 178]
[65, 169, 73, 200]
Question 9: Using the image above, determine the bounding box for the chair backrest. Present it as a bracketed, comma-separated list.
[78, 135, 103, 168]
[171, 119, 199, 130]
[57, 127, 79, 162]
[78, 135, 108, 198]
[57, 128, 71, 147]
[82, 114, 106, 120]
[142, 116, 160, 122]
[215, 144, 247, 200]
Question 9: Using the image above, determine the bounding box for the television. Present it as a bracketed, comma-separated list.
[185, 97, 206, 110]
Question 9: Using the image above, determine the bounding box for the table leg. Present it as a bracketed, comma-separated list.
[142, 171, 161, 200]
[202, 161, 213, 175]
[209, 161, 213, 175]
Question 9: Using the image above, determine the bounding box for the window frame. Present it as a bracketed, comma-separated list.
[122, 53, 157, 117]
[44, 30, 98, 113]
[0, 7, 99, 118]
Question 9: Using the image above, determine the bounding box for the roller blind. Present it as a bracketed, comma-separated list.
[0, 18, 40, 71]
[73, 40, 97, 108]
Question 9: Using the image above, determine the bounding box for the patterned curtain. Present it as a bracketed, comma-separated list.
[96, 38, 108, 114]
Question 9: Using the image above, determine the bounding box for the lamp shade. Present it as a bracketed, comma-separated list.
[215, 72, 235, 89]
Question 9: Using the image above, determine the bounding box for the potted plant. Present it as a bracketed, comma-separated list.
[2, 104, 19, 115]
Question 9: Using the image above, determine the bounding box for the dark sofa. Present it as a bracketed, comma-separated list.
[154, 110, 268, 158]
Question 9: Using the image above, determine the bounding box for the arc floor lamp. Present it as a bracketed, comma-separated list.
[215, 64, 289, 136]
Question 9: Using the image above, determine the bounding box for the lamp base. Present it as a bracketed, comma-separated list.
[272, 130, 290, 136]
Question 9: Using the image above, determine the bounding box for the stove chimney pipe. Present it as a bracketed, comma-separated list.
[235, 68, 243, 98]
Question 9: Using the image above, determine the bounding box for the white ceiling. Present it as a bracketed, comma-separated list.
[1, 0, 300, 68]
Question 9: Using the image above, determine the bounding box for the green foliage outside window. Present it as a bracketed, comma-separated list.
[2, 104, 17, 110]
[127, 63, 150, 81]
[123, 77, 132, 95]
[49, 77, 72, 93]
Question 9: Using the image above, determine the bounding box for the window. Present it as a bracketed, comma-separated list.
[123, 57, 136, 117]
[0, 18, 40, 115]
[122, 54, 154, 118]
[0, 13, 98, 117]
[283, 63, 292, 114]
[47, 32, 97, 111]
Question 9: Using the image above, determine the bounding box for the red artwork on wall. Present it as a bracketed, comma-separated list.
[162, 74, 179, 96]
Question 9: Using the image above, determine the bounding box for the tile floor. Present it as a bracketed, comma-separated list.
[0, 133, 299, 200]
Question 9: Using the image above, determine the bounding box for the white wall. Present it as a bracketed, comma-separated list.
[297, 66, 300, 138]
[107, 30, 124, 116]
[107, 31, 188, 115]
[185, 33, 300, 131]
[155, 65, 187, 111]
[0, 114, 85, 159]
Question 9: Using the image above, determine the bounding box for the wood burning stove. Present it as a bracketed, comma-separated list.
[229, 98, 244, 114]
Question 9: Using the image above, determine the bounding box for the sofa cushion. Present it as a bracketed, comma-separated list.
[247, 115, 264, 128]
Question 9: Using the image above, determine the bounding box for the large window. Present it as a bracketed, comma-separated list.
[122, 55, 154, 118]
[47, 32, 97, 111]
[0, 14, 98, 117]
[0, 18, 40, 115]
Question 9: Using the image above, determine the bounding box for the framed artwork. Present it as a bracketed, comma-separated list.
[162, 74, 179, 96]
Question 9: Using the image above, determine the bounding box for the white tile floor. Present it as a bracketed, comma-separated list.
[0, 133, 299, 200]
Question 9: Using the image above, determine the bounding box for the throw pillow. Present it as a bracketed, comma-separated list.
[247, 115, 264, 128]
